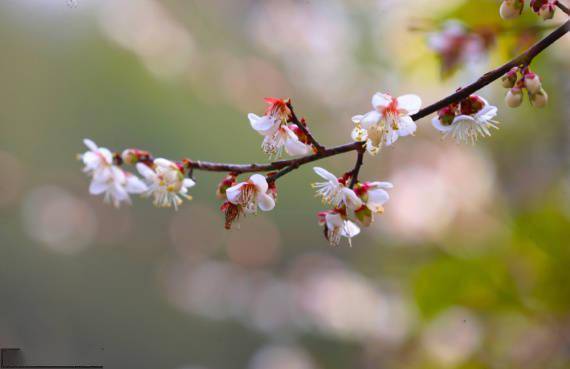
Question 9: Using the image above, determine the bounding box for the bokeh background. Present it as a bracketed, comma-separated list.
[1, 0, 570, 368]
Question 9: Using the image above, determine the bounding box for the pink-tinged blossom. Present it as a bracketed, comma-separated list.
[226, 174, 275, 214]
[312, 167, 362, 210]
[352, 93, 422, 155]
[137, 158, 195, 210]
[318, 209, 360, 247]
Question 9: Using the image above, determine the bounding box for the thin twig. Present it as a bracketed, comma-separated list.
[349, 146, 365, 189]
[286, 101, 326, 153]
[557, 1, 570, 16]
[124, 21, 568, 183]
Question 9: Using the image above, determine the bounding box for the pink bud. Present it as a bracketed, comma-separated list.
[501, 68, 518, 88]
[539, 4, 556, 20]
[530, 88, 548, 108]
[524, 73, 542, 94]
[500, 0, 524, 19]
[505, 88, 523, 108]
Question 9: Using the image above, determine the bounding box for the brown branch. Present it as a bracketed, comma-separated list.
[123, 20, 568, 184]
[349, 146, 365, 189]
[411, 20, 569, 121]
[557, 1, 570, 16]
[286, 100, 326, 153]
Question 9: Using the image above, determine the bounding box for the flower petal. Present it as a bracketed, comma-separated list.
[397, 94, 422, 115]
[342, 187, 363, 210]
[136, 163, 156, 180]
[83, 138, 98, 151]
[183, 178, 196, 188]
[249, 113, 277, 135]
[432, 116, 452, 133]
[368, 181, 394, 189]
[89, 180, 108, 195]
[351, 115, 364, 124]
[341, 220, 360, 238]
[367, 188, 390, 210]
[313, 167, 338, 183]
[249, 174, 268, 193]
[360, 110, 381, 129]
[257, 192, 275, 211]
[372, 93, 392, 109]
[226, 183, 245, 204]
[125, 175, 148, 194]
[397, 116, 417, 137]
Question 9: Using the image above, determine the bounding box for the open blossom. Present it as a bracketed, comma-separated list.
[248, 98, 310, 157]
[312, 167, 362, 210]
[136, 159, 195, 210]
[353, 181, 393, 226]
[432, 96, 499, 144]
[352, 93, 422, 155]
[318, 209, 360, 247]
[81, 139, 147, 207]
[226, 174, 275, 214]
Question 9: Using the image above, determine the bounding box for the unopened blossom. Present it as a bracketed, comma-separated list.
[505, 87, 524, 108]
[530, 88, 548, 108]
[226, 174, 275, 214]
[500, 0, 524, 19]
[501, 68, 518, 88]
[318, 210, 360, 247]
[80, 139, 147, 207]
[312, 167, 362, 209]
[531, 0, 556, 19]
[136, 159, 195, 210]
[352, 92, 422, 155]
[248, 98, 309, 157]
[432, 96, 499, 144]
[524, 72, 542, 94]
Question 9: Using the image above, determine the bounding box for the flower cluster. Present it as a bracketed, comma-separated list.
[432, 94, 499, 144]
[351, 92, 422, 155]
[218, 173, 276, 229]
[502, 66, 548, 108]
[313, 167, 392, 246]
[80, 139, 195, 209]
[500, 0, 557, 20]
[248, 98, 312, 158]
[427, 21, 495, 77]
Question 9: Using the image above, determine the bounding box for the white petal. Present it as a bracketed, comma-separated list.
[453, 115, 476, 125]
[248, 113, 277, 135]
[125, 175, 148, 194]
[351, 127, 368, 142]
[82, 152, 100, 169]
[136, 163, 156, 180]
[341, 220, 361, 238]
[325, 213, 344, 229]
[397, 116, 417, 137]
[396, 94, 422, 115]
[367, 188, 390, 207]
[360, 110, 381, 129]
[182, 178, 196, 188]
[368, 181, 394, 189]
[351, 115, 364, 124]
[476, 105, 498, 122]
[285, 137, 310, 156]
[432, 116, 452, 133]
[372, 93, 392, 109]
[341, 188, 363, 210]
[98, 148, 113, 165]
[83, 138, 98, 151]
[385, 130, 400, 146]
[154, 158, 175, 169]
[226, 183, 245, 204]
[89, 180, 108, 195]
[249, 174, 268, 193]
[257, 192, 275, 211]
[313, 167, 338, 183]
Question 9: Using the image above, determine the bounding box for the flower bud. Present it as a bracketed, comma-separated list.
[221, 201, 242, 230]
[539, 3, 556, 20]
[437, 106, 456, 126]
[501, 68, 518, 88]
[460, 95, 485, 115]
[500, 0, 524, 19]
[524, 72, 542, 94]
[530, 88, 548, 108]
[216, 173, 237, 199]
[354, 205, 372, 227]
[121, 148, 151, 165]
[505, 87, 523, 108]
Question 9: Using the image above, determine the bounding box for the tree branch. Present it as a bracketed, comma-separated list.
[557, 1, 570, 16]
[286, 100, 326, 153]
[121, 20, 568, 183]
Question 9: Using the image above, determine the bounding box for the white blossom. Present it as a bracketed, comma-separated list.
[352, 93, 422, 155]
[312, 167, 362, 210]
[319, 211, 360, 247]
[137, 159, 195, 210]
[226, 174, 275, 214]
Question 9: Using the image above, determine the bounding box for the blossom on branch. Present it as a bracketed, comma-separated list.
[248, 98, 310, 158]
[353, 181, 393, 226]
[432, 95, 499, 144]
[80, 139, 147, 207]
[226, 174, 276, 214]
[318, 209, 360, 247]
[351, 93, 422, 155]
[136, 159, 195, 210]
[312, 167, 362, 210]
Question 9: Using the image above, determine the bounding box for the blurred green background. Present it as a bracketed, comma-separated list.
[1, 0, 570, 368]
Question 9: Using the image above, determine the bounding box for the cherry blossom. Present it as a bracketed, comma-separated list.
[312, 167, 362, 210]
[432, 96, 499, 144]
[136, 159, 195, 210]
[318, 209, 360, 247]
[352, 93, 422, 155]
[226, 174, 275, 214]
